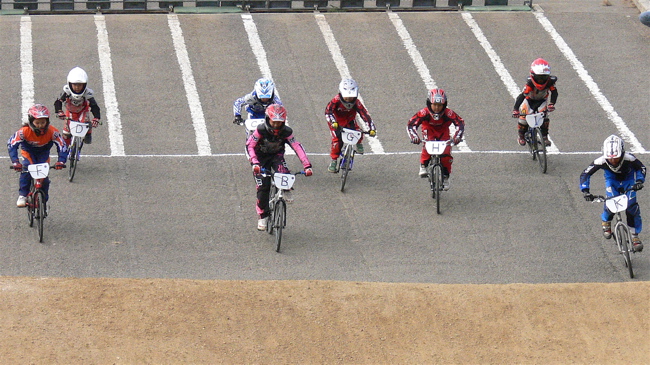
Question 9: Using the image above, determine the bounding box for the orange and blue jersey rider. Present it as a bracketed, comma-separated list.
[8, 104, 67, 207]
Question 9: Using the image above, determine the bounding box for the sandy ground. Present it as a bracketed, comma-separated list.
[0, 277, 647, 364]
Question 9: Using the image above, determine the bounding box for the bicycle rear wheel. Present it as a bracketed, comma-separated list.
[274, 200, 286, 252]
[614, 223, 634, 278]
[35, 191, 45, 243]
[340, 147, 352, 192]
[433, 164, 442, 214]
[534, 128, 547, 173]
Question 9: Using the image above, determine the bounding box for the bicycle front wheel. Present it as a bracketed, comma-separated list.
[433, 164, 442, 214]
[27, 194, 34, 227]
[614, 223, 634, 278]
[274, 200, 286, 253]
[68, 139, 79, 182]
[534, 128, 547, 173]
[340, 147, 352, 192]
[35, 191, 45, 243]
[267, 185, 278, 235]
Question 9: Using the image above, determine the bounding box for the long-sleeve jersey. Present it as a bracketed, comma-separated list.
[325, 95, 375, 130]
[8, 125, 67, 164]
[246, 125, 311, 169]
[233, 91, 282, 118]
[580, 153, 646, 191]
[513, 76, 558, 111]
[54, 86, 101, 119]
[407, 107, 465, 141]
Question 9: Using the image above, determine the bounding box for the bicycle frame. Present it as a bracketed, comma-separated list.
[424, 140, 451, 214]
[67, 120, 91, 182]
[339, 128, 362, 192]
[523, 111, 547, 173]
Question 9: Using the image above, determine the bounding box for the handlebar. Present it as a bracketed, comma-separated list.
[591, 187, 638, 203]
[9, 164, 66, 171]
[60, 116, 102, 126]
[259, 168, 307, 176]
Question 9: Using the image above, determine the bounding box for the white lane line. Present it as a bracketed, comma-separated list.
[461, 11, 560, 153]
[533, 10, 646, 154]
[94, 15, 125, 157]
[315, 12, 385, 154]
[168, 14, 212, 156]
[388, 12, 470, 152]
[241, 14, 298, 155]
[20, 16, 33, 125]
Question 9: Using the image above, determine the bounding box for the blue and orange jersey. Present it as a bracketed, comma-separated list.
[7, 125, 67, 164]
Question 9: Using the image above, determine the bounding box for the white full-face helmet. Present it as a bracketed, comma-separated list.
[338, 78, 359, 109]
[67, 67, 88, 105]
[602, 134, 625, 172]
[254, 78, 275, 100]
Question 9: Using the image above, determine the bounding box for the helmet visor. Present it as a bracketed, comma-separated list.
[532, 74, 549, 85]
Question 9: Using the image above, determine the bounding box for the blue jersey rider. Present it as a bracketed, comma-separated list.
[232, 78, 282, 126]
[580, 135, 646, 252]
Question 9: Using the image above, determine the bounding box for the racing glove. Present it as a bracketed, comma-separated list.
[633, 181, 644, 191]
[547, 104, 555, 112]
[369, 130, 376, 137]
[410, 134, 421, 145]
[233, 115, 244, 126]
[252, 164, 261, 174]
[512, 110, 520, 118]
[12, 162, 23, 172]
[304, 168, 313, 177]
[92, 118, 100, 128]
[582, 190, 594, 202]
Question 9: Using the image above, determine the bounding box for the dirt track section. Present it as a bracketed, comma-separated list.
[0, 277, 647, 364]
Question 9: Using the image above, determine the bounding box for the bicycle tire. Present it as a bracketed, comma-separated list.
[433, 164, 442, 214]
[340, 146, 352, 192]
[534, 128, 547, 173]
[68, 142, 77, 182]
[274, 200, 285, 253]
[267, 185, 277, 235]
[35, 191, 45, 243]
[27, 194, 34, 227]
[614, 223, 634, 278]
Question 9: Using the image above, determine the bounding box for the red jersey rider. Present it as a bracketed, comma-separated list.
[247, 104, 313, 231]
[54, 67, 101, 146]
[325, 78, 376, 173]
[407, 88, 465, 190]
[8, 104, 67, 208]
[512, 58, 558, 147]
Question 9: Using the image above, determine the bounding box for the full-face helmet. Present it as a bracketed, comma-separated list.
[338, 79, 359, 109]
[67, 67, 88, 106]
[264, 104, 287, 134]
[426, 88, 447, 120]
[254, 78, 276, 101]
[27, 104, 50, 135]
[530, 58, 551, 90]
[603, 134, 625, 172]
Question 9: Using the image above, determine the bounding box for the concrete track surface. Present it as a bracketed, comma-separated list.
[0, 0, 648, 362]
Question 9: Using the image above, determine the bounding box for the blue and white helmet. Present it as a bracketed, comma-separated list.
[603, 134, 625, 172]
[254, 78, 275, 100]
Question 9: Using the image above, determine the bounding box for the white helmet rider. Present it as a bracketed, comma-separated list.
[602, 134, 625, 172]
[338, 78, 359, 109]
[66, 67, 89, 106]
